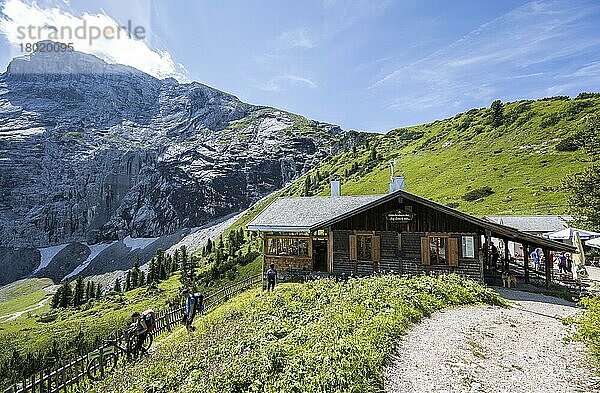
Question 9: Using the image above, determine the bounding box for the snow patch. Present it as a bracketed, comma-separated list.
[123, 236, 158, 251]
[34, 244, 69, 274]
[63, 242, 115, 280]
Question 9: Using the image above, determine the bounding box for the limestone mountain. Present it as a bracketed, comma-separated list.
[0, 47, 348, 284]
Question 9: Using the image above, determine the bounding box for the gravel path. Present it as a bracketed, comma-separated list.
[385, 288, 599, 393]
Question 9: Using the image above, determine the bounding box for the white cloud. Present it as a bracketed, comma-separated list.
[370, 0, 600, 112]
[278, 28, 316, 49]
[0, 0, 187, 80]
[257, 74, 317, 92]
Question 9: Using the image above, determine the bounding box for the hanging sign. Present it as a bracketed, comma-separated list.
[385, 209, 414, 223]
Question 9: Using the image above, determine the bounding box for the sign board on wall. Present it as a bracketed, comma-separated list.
[385, 209, 414, 224]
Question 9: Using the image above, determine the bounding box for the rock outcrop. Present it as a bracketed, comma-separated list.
[0, 47, 348, 283]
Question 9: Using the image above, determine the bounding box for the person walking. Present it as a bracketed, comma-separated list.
[266, 264, 277, 292]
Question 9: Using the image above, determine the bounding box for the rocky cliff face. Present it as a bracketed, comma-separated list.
[0, 48, 346, 251]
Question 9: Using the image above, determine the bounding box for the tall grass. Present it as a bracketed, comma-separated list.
[91, 274, 502, 393]
[573, 297, 600, 366]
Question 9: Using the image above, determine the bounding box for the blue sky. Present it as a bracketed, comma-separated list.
[0, 0, 599, 132]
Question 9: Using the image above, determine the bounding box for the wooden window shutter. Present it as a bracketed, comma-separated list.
[349, 234, 357, 261]
[372, 235, 380, 262]
[448, 238, 459, 267]
[420, 237, 430, 265]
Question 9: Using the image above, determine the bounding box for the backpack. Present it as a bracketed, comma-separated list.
[141, 309, 157, 333]
[267, 268, 276, 280]
[194, 294, 204, 313]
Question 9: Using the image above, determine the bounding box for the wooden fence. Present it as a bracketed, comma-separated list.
[3, 274, 262, 393]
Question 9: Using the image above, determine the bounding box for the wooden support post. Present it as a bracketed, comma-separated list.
[503, 239, 510, 272]
[545, 249, 552, 288]
[523, 243, 530, 284]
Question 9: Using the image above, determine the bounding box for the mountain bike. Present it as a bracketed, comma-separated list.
[86, 327, 153, 380]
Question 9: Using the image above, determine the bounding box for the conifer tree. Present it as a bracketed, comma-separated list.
[59, 280, 72, 308]
[125, 270, 132, 291]
[73, 276, 85, 307]
[95, 283, 102, 299]
[85, 281, 92, 300]
[114, 278, 122, 292]
[51, 287, 62, 308]
[148, 258, 157, 284]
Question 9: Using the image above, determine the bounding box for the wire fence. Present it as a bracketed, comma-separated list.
[3, 274, 262, 393]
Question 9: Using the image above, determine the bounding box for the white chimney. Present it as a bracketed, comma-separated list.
[331, 180, 341, 197]
[389, 160, 405, 192]
[389, 177, 405, 192]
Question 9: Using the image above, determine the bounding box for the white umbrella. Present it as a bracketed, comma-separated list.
[586, 237, 600, 249]
[545, 227, 600, 240]
[572, 231, 588, 280]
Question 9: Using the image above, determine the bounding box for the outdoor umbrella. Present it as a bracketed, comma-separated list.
[586, 237, 600, 249]
[545, 227, 600, 240]
[572, 231, 588, 280]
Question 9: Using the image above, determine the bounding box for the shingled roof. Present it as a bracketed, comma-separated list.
[483, 215, 572, 233]
[247, 195, 384, 232]
[247, 190, 576, 252]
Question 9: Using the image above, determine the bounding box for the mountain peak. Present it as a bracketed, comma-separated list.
[6, 41, 151, 80]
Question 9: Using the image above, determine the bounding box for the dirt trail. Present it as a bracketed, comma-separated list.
[384, 288, 600, 393]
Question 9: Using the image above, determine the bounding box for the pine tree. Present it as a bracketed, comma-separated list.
[125, 270, 131, 291]
[114, 278, 122, 292]
[131, 257, 141, 288]
[165, 254, 173, 276]
[369, 144, 377, 161]
[139, 271, 146, 286]
[171, 250, 181, 273]
[352, 145, 357, 156]
[85, 281, 92, 300]
[490, 100, 504, 127]
[159, 260, 167, 280]
[95, 283, 102, 299]
[59, 280, 72, 308]
[303, 174, 311, 196]
[148, 258, 157, 284]
[205, 238, 213, 254]
[51, 286, 62, 308]
[73, 276, 85, 307]
[155, 249, 165, 279]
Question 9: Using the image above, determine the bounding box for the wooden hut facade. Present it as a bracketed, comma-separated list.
[247, 187, 576, 284]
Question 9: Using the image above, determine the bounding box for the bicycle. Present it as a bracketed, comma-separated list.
[86, 327, 153, 380]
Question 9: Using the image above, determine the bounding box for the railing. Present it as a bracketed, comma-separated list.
[3, 274, 262, 393]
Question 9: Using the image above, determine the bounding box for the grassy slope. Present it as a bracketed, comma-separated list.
[284, 97, 599, 216]
[0, 279, 54, 316]
[90, 275, 501, 393]
[0, 275, 182, 385]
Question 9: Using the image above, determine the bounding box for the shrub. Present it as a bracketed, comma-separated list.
[556, 136, 581, 152]
[576, 92, 600, 100]
[462, 186, 494, 201]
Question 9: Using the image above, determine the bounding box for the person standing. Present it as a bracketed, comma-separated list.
[266, 264, 277, 292]
[181, 289, 197, 332]
[531, 248, 540, 271]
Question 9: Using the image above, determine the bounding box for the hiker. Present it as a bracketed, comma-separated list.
[182, 289, 203, 332]
[558, 253, 567, 274]
[491, 244, 500, 269]
[566, 253, 573, 273]
[130, 309, 156, 356]
[266, 263, 277, 291]
[531, 248, 541, 271]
